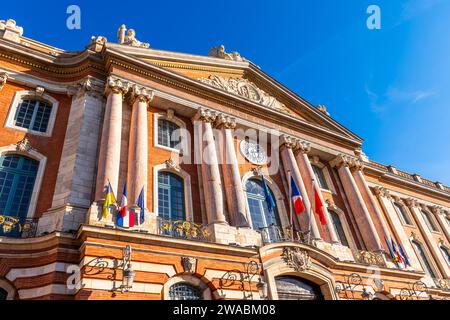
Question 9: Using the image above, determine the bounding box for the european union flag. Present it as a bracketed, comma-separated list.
[137, 187, 145, 224]
[261, 176, 276, 214]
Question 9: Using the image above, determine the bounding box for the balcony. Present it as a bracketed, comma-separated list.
[156, 217, 211, 242]
[260, 225, 312, 246]
[0, 215, 38, 238]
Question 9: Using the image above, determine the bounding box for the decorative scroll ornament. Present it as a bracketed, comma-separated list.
[199, 75, 289, 113]
[181, 257, 197, 273]
[282, 247, 311, 272]
[16, 138, 32, 152]
[0, 72, 8, 90]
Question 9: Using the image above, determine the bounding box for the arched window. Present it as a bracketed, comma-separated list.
[158, 119, 180, 150]
[158, 171, 185, 221]
[312, 165, 328, 190]
[13, 98, 52, 133]
[393, 202, 412, 225]
[421, 210, 439, 232]
[440, 246, 450, 266]
[0, 288, 7, 300]
[329, 210, 349, 247]
[412, 240, 437, 278]
[169, 283, 202, 300]
[245, 178, 281, 231]
[0, 154, 39, 237]
[275, 276, 324, 300]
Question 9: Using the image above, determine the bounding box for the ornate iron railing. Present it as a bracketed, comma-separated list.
[156, 218, 210, 242]
[219, 260, 261, 300]
[260, 225, 311, 245]
[397, 281, 428, 300]
[0, 215, 38, 238]
[352, 250, 386, 267]
[335, 273, 367, 300]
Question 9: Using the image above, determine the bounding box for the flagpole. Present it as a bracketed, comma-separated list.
[287, 170, 294, 241]
[309, 178, 315, 245]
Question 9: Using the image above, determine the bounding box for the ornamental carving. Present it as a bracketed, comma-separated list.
[0, 72, 7, 90]
[181, 257, 197, 274]
[208, 45, 245, 62]
[16, 138, 32, 152]
[280, 135, 299, 150]
[282, 247, 311, 272]
[117, 24, 149, 48]
[214, 113, 236, 129]
[199, 75, 289, 113]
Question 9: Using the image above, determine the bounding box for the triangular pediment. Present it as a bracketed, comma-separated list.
[106, 43, 362, 144]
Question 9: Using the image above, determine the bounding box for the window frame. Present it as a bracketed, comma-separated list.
[157, 170, 186, 221]
[393, 201, 414, 226]
[309, 158, 336, 194]
[328, 209, 350, 247]
[421, 208, 440, 233]
[0, 147, 46, 220]
[440, 244, 450, 267]
[411, 239, 438, 279]
[153, 112, 187, 153]
[4, 91, 58, 137]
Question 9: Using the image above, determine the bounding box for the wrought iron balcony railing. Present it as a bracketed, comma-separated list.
[156, 218, 211, 242]
[0, 215, 38, 238]
[260, 225, 311, 246]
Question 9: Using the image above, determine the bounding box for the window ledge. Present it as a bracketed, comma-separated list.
[4, 124, 51, 137]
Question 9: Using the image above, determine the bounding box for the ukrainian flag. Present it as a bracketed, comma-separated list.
[102, 181, 116, 219]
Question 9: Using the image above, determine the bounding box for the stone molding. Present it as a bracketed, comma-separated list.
[0, 19, 23, 43]
[67, 76, 105, 98]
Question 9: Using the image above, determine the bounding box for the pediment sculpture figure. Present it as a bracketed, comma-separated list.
[117, 24, 149, 48]
[209, 44, 245, 62]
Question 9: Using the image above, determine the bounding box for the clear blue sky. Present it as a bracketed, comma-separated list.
[3, 0, 450, 184]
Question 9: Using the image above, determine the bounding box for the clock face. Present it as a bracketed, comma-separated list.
[239, 140, 267, 165]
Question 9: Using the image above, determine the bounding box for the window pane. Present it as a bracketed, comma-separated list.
[0, 288, 7, 300]
[31, 101, 52, 132]
[412, 241, 437, 278]
[14, 99, 52, 133]
[330, 210, 349, 247]
[394, 203, 412, 225]
[312, 165, 328, 190]
[14, 99, 36, 129]
[422, 210, 438, 232]
[158, 119, 180, 150]
[157, 171, 185, 220]
[169, 283, 202, 300]
[441, 247, 450, 266]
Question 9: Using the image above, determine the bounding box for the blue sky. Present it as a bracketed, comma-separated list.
[3, 0, 450, 184]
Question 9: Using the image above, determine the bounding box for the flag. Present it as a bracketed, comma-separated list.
[392, 239, 405, 268]
[398, 243, 411, 266]
[261, 176, 276, 214]
[137, 187, 145, 225]
[290, 176, 305, 215]
[102, 181, 116, 219]
[117, 183, 135, 228]
[313, 185, 326, 225]
[385, 237, 396, 260]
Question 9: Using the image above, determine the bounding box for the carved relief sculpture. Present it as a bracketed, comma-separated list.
[199, 75, 290, 114]
[208, 44, 245, 62]
[282, 247, 311, 272]
[181, 257, 197, 274]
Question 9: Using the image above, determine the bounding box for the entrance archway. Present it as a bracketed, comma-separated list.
[275, 276, 324, 300]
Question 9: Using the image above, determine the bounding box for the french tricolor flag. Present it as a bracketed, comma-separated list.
[290, 176, 305, 215]
[117, 183, 135, 228]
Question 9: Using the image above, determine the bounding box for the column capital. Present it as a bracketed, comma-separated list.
[329, 154, 364, 171]
[193, 108, 217, 123]
[405, 198, 419, 208]
[431, 205, 445, 216]
[214, 113, 236, 129]
[105, 76, 131, 95]
[280, 134, 299, 150]
[297, 140, 311, 154]
[67, 76, 105, 98]
[373, 186, 392, 199]
[130, 84, 154, 105]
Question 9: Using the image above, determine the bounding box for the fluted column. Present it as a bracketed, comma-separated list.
[215, 114, 250, 227]
[193, 108, 227, 225]
[294, 140, 339, 243]
[330, 155, 383, 251]
[351, 161, 391, 243]
[127, 85, 153, 204]
[406, 199, 450, 278]
[373, 187, 421, 270]
[95, 77, 130, 199]
[280, 136, 321, 240]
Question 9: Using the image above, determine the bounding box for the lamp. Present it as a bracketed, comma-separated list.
[118, 245, 134, 292]
[256, 277, 268, 300]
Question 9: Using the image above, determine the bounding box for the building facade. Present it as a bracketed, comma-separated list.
[0, 19, 449, 300]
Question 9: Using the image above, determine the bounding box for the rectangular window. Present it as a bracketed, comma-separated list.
[13, 99, 52, 134]
[312, 165, 328, 190]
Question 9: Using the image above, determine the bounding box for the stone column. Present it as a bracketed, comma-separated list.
[280, 136, 321, 240]
[193, 108, 227, 225]
[406, 199, 450, 278]
[95, 77, 130, 199]
[373, 187, 421, 270]
[432, 207, 450, 242]
[126, 85, 153, 204]
[294, 139, 339, 243]
[330, 155, 383, 252]
[215, 114, 250, 227]
[351, 162, 391, 243]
